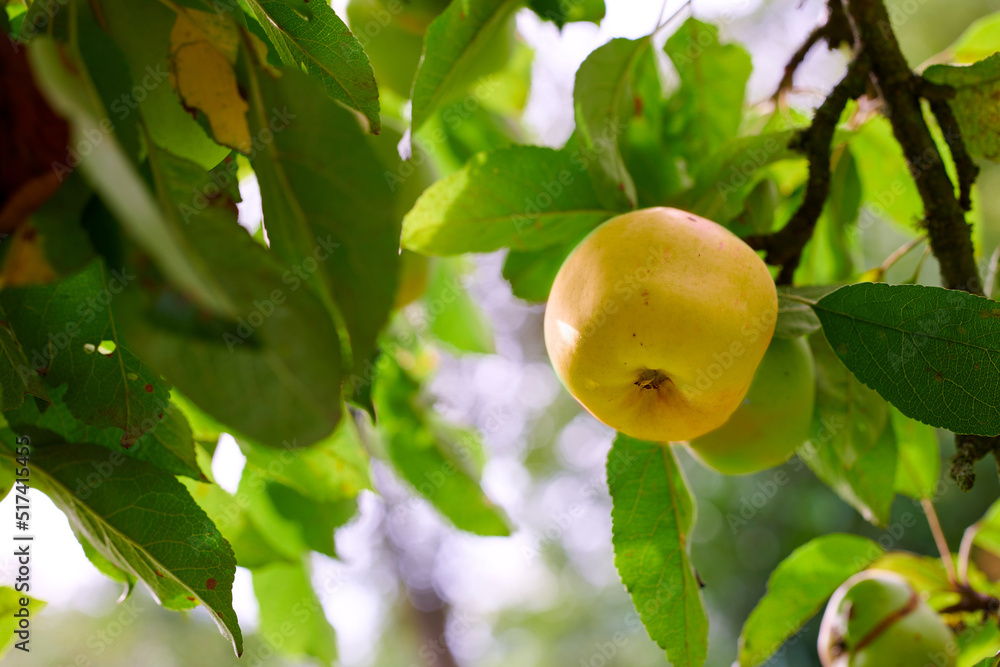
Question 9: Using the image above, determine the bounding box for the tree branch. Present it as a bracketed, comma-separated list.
[746, 56, 869, 284]
[918, 78, 980, 211]
[843, 0, 981, 293]
[843, 0, 992, 489]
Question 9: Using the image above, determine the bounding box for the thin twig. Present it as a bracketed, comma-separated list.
[957, 523, 979, 587]
[745, 56, 869, 284]
[867, 234, 927, 281]
[922, 498, 958, 587]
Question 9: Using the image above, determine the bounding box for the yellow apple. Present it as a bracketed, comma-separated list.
[544, 207, 777, 442]
[818, 570, 956, 667]
[688, 336, 815, 475]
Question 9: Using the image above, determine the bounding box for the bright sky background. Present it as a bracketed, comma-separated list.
[1, 1, 841, 665]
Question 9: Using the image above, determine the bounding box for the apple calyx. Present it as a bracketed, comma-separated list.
[634, 369, 671, 391]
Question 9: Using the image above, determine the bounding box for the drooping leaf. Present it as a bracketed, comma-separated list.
[607, 435, 707, 666]
[236, 416, 371, 503]
[924, 54, 1000, 161]
[410, 0, 520, 132]
[0, 587, 45, 660]
[738, 534, 882, 667]
[402, 146, 616, 255]
[243, 0, 380, 133]
[253, 560, 338, 665]
[572, 37, 649, 210]
[0, 261, 171, 444]
[527, 0, 604, 27]
[892, 407, 941, 500]
[663, 19, 752, 169]
[372, 355, 510, 536]
[8, 384, 201, 479]
[813, 282, 1000, 436]
[120, 145, 344, 449]
[14, 441, 242, 654]
[798, 334, 896, 525]
[26, 35, 235, 315]
[241, 58, 399, 374]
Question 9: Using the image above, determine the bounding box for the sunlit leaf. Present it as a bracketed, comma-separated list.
[738, 534, 882, 666]
[608, 435, 707, 666]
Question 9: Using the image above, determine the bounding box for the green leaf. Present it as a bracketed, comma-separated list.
[26, 35, 235, 315]
[76, 527, 137, 599]
[972, 496, 1000, 557]
[527, 0, 604, 27]
[624, 48, 685, 208]
[502, 240, 577, 302]
[738, 534, 882, 667]
[940, 10, 1000, 64]
[402, 146, 616, 255]
[120, 145, 344, 448]
[892, 407, 941, 500]
[426, 259, 494, 354]
[243, 0, 380, 133]
[182, 476, 295, 569]
[924, 54, 1000, 161]
[674, 131, 799, 224]
[0, 306, 48, 411]
[0, 587, 45, 660]
[0, 261, 170, 444]
[8, 385, 202, 479]
[265, 482, 356, 558]
[410, 0, 520, 132]
[852, 116, 923, 229]
[663, 19, 752, 169]
[17, 441, 242, 654]
[573, 37, 649, 210]
[799, 334, 897, 525]
[813, 282, 1000, 437]
[253, 560, 338, 665]
[237, 416, 371, 503]
[607, 435, 707, 666]
[241, 59, 400, 374]
[0, 456, 13, 500]
[373, 355, 510, 536]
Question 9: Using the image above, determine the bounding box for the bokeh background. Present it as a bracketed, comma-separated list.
[5, 0, 1000, 665]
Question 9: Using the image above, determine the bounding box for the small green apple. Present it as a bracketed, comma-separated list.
[818, 570, 956, 667]
[688, 335, 815, 475]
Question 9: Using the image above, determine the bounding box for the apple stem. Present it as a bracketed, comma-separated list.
[957, 523, 978, 588]
[921, 498, 958, 588]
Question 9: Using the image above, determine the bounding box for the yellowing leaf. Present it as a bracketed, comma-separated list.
[168, 10, 250, 153]
[0, 224, 58, 288]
